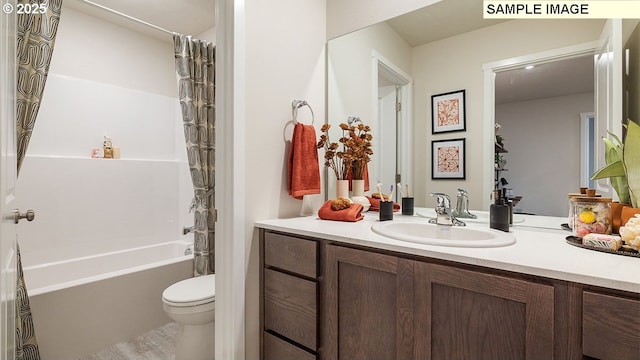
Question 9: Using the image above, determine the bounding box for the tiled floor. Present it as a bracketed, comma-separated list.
[77, 322, 177, 360]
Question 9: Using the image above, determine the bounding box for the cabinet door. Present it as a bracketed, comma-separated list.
[323, 245, 414, 360]
[414, 262, 554, 360]
[583, 291, 640, 360]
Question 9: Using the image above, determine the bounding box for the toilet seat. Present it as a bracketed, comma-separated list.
[163, 274, 215, 307]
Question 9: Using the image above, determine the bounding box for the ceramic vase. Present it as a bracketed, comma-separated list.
[336, 179, 350, 200]
[611, 202, 629, 233]
[351, 179, 370, 212]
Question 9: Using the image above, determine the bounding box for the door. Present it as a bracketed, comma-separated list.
[323, 245, 414, 360]
[377, 84, 399, 196]
[414, 262, 555, 359]
[374, 54, 412, 201]
[0, 1, 17, 359]
[594, 19, 623, 198]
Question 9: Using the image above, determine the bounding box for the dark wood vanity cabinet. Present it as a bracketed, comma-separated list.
[261, 231, 319, 360]
[259, 229, 640, 360]
[582, 290, 640, 360]
[323, 245, 414, 360]
[414, 262, 555, 359]
[324, 245, 555, 360]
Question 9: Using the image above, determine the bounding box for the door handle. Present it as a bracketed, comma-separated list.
[14, 209, 35, 224]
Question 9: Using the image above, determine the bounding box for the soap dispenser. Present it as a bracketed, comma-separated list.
[490, 190, 510, 232]
[502, 188, 513, 225]
[103, 135, 113, 159]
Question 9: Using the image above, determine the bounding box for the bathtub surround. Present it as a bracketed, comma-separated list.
[15, 1, 63, 359]
[174, 34, 216, 276]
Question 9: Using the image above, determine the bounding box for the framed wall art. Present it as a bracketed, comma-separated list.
[431, 89, 466, 134]
[432, 138, 465, 179]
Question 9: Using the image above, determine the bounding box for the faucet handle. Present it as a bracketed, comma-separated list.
[429, 192, 451, 209]
[457, 188, 468, 196]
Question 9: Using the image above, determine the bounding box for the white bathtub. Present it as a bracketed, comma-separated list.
[25, 240, 193, 360]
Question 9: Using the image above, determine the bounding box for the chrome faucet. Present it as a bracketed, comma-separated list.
[451, 188, 477, 219]
[183, 226, 195, 235]
[428, 192, 466, 226]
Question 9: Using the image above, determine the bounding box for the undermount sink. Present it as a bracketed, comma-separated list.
[371, 221, 516, 248]
[416, 210, 525, 224]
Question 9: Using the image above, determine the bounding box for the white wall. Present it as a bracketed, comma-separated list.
[411, 19, 605, 209]
[327, 21, 412, 192]
[497, 92, 594, 217]
[242, 0, 326, 357]
[198, 26, 216, 43]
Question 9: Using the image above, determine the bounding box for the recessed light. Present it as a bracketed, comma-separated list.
[524, 65, 535, 70]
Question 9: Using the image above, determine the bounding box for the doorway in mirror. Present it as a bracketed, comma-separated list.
[375, 53, 413, 203]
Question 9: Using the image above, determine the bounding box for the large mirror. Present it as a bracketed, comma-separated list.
[327, 0, 637, 222]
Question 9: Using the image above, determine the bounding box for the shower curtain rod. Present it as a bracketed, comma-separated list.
[77, 0, 175, 36]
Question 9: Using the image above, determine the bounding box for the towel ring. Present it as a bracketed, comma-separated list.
[292, 100, 314, 124]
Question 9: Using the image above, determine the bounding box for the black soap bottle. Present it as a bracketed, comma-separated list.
[490, 191, 510, 232]
[502, 188, 513, 225]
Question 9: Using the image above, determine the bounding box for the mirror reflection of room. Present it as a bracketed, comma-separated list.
[494, 56, 594, 217]
[327, 0, 637, 224]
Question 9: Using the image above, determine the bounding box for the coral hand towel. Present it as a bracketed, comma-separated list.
[288, 123, 321, 199]
[367, 196, 400, 212]
[318, 200, 364, 222]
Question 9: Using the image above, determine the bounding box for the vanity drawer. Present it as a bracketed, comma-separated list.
[263, 332, 316, 360]
[264, 268, 317, 350]
[264, 232, 317, 278]
[583, 291, 640, 360]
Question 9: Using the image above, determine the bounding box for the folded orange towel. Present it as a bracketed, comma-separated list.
[288, 123, 321, 199]
[367, 196, 400, 212]
[318, 200, 364, 222]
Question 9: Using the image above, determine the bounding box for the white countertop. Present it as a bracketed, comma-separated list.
[255, 208, 640, 294]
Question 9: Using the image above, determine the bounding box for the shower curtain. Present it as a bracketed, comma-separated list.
[15, 0, 63, 359]
[173, 34, 216, 276]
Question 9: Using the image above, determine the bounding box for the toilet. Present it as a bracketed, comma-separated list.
[162, 274, 216, 360]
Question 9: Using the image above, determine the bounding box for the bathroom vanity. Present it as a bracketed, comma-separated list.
[256, 212, 640, 360]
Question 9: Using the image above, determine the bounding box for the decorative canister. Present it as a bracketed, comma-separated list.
[567, 192, 582, 229]
[572, 196, 612, 237]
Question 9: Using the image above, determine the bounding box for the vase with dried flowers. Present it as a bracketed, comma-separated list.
[317, 122, 373, 204]
[344, 123, 373, 210]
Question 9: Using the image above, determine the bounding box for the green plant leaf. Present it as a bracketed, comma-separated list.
[612, 175, 630, 205]
[590, 160, 625, 180]
[603, 138, 622, 165]
[607, 131, 623, 148]
[624, 120, 640, 208]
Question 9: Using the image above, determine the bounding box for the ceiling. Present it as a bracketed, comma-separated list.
[386, 0, 508, 47]
[385, 0, 594, 103]
[65, 0, 215, 41]
[67, 0, 594, 103]
[495, 55, 594, 104]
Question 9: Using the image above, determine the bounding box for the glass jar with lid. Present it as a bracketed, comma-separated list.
[572, 195, 612, 237]
[567, 192, 582, 229]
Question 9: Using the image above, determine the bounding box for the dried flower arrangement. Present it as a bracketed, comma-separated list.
[317, 122, 373, 180]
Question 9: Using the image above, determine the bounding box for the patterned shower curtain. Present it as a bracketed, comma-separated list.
[15, 0, 63, 359]
[173, 34, 215, 276]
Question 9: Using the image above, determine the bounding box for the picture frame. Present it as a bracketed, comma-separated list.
[431, 89, 466, 134]
[432, 138, 465, 179]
